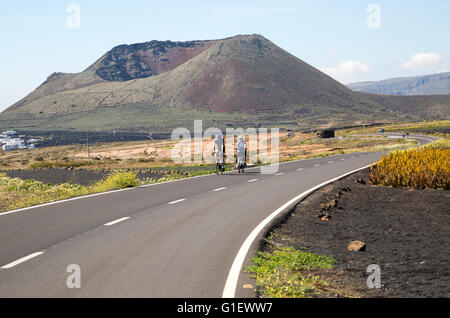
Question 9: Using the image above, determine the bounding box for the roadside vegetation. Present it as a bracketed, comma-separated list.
[0, 170, 139, 212]
[342, 119, 450, 138]
[246, 246, 335, 298]
[370, 146, 450, 189]
[0, 167, 225, 212]
[424, 138, 450, 148]
[140, 168, 221, 185]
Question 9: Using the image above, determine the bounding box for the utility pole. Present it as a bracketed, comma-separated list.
[87, 129, 90, 160]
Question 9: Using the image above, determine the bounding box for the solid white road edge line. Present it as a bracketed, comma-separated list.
[168, 198, 186, 205]
[1, 252, 44, 269]
[222, 163, 373, 298]
[104, 217, 130, 226]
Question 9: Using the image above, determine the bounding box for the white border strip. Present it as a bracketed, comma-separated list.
[168, 198, 186, 205]
[104, 217, 130, 226]
[1, 251, 44, 269]
[222, 163, 373, 298]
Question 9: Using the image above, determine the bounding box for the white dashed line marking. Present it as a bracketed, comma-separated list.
[314, 164, 320, 167]
[351, 156, 355, 159]
[340, 158, 345, 161]
[212, 187, 227, 192]
[247, 179, 259, 183]
[297, 168, 304, 171]
[104, 217, 130, 226]
[328, 161, 334, 163]
[168, 198, 186, 205]
[275, 173, 284, 176]
[1, 252, 44, 269]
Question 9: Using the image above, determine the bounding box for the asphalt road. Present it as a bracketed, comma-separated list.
[0, 134, 436, 297]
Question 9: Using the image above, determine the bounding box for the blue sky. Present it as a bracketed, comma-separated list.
[1, 0, 449, 111]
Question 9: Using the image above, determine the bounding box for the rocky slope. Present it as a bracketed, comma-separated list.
[347, 72, 450, 96]
[1, 35, 449, 132]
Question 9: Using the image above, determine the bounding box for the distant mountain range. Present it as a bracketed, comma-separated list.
[347, 72, 450, 95]
[1, 34, 449, 132]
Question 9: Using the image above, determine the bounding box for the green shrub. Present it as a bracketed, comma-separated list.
[30, 160, 95, 169]
[90, 171, 140, 192]
[246, 246, 335, 298]
[0, 171, 140, 212]
[138, 158, 155, 163]
[0, 173, 89, 211]
[30, 161, 54, 169]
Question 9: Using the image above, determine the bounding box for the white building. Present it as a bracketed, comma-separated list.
[2, 130, 17, 136]
[2, 138, 25, 151]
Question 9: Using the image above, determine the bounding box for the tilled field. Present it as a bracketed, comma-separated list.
[264, 168, 449, 297]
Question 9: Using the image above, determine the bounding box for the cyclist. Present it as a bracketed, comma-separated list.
[236, 135, 246, 174]
[213, 133, 225, 174]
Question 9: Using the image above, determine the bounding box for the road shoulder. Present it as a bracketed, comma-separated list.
[242, 168, 449, 297]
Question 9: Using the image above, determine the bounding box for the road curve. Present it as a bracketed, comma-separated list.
[0, 134, 436, 297]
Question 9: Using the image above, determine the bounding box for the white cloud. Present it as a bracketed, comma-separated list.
[402, 52, 442, 69]
[321, 61, 371, 81]
[328, 49, 338, 56]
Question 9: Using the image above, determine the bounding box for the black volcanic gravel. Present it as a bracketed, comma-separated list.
[0, 165, 222, 186]
[0, 169, 165, 186]
[265, 168, 450, 297]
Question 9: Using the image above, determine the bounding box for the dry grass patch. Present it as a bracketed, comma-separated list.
[370, 147, 450, 189]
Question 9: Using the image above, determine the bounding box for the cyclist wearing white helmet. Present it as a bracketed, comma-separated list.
[213, 133, 225, 174]
[236, 135, 246, 173]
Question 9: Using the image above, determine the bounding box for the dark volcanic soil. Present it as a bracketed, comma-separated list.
[0, 169, 114, 186]
[0, 165, 222, 186]
[267, 168, 449, 297]
[0, 169, 168, 186]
